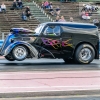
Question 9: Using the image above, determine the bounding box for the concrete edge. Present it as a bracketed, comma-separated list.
[0, 90, 100, 98]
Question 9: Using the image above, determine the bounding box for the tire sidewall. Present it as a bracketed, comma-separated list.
[12, 45, 28, 61]
[75, 44, 95, 64]
[5, 55, 15, 61]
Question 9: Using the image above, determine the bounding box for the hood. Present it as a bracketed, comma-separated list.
[10, 28, 35, 34]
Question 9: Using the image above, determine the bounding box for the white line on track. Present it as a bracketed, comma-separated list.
[0, 85, 100, 88]
[0, 70, 100, 75]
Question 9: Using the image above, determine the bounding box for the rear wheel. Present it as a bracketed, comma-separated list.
[75, 44, 95, 64]
[12, 45, 28, 61]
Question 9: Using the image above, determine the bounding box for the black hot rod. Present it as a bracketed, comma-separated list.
[0, 22, 99, 64]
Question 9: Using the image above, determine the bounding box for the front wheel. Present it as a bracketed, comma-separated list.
[75, 44, 95, 64]
[12, 45, 28, 61]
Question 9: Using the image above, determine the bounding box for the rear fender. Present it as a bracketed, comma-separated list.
[4, 41, 38, 58]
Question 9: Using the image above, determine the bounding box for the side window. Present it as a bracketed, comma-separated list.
[44, 26, 53, 35]
[44, 25, 60, 36]
[53, 26, 60, 36]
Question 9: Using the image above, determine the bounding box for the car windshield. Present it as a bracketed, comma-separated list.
[34, 24, 44, 35]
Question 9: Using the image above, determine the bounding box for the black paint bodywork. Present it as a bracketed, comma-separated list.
[11, 22, 100, 59]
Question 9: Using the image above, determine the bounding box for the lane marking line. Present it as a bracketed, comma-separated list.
[0, 70, 100, 75]
[0, 85, 100, 88]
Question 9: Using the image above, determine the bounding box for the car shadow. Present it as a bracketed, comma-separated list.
[0, 62, 99, 66]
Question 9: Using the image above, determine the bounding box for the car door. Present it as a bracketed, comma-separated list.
[41, 24, 62, 58]
[60, 25, 73, 58]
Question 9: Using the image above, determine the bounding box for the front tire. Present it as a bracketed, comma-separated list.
[12, 45, 28, 61]
[75, 44, 95, 64]
[5, 54, 15, 61]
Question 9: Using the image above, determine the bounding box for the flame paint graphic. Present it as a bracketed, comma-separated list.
[42, 38, 72, 49]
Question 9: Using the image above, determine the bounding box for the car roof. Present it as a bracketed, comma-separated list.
[41, 22, 97, 29]
[41, 22, 95, 26]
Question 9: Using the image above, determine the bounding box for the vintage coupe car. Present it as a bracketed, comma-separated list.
[0, 22, 99, 64]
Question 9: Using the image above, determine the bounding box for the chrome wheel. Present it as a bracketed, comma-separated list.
[13, 46, 27, 61]
[80, 48, 92, 61]
[75, 44, 95, 64]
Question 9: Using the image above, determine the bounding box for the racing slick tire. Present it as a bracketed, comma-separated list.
[74, 44, 95, 64]
[12, 45, 28, 61]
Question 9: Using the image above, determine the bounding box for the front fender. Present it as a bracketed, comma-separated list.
[4, 41, 38, 58]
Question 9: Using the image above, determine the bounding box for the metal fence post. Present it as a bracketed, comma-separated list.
[2, 33, 4, 40]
